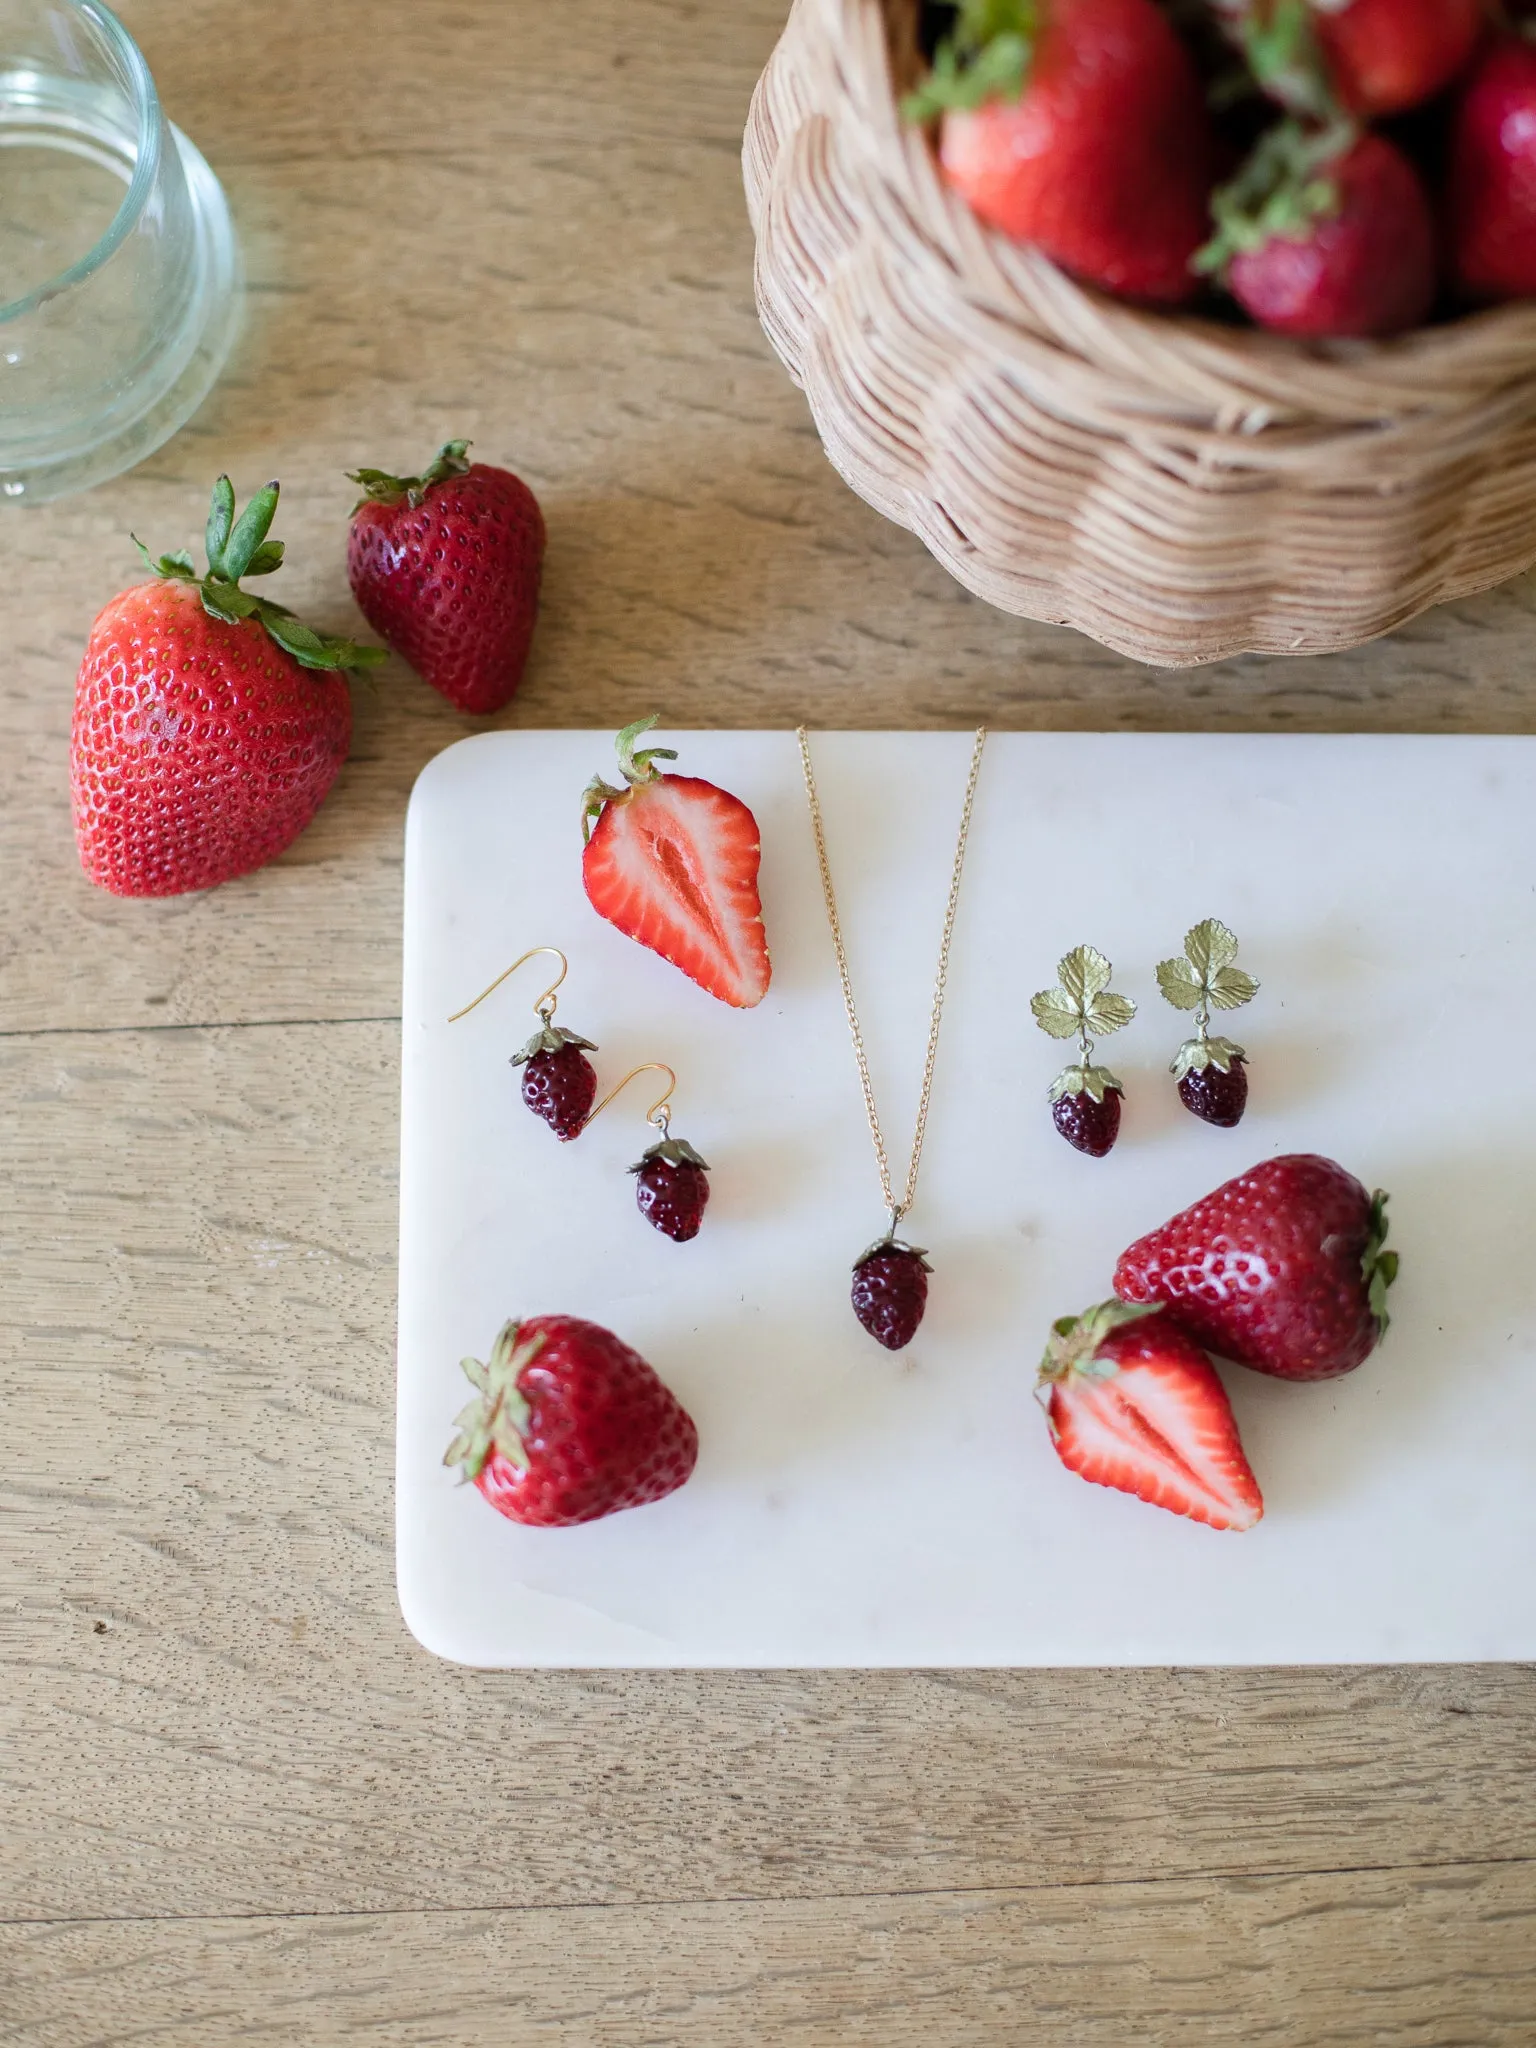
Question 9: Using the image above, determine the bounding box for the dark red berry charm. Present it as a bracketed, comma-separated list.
[851, 1238, 932, 1351]
[512, 1025, 599, 1141]
[1052, 1084, 1123, 1158]
[631, 1137, 711, 1242]
[1032, 945, 1137, 1160]
[1157, 920, 1259, 1131]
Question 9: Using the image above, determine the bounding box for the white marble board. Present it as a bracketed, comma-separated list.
[397, 731, 1536, 1667]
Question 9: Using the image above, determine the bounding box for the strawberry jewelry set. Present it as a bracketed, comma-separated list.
[441, 717, 1398, 1540]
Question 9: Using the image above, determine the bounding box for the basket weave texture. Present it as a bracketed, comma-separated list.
[744, 0, 1536, 667]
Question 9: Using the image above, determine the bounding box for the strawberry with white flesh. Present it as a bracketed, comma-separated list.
[582, 717, 771, 1008]
[1038, 1301, 1264, 1531]
[1114, 1154, 1399, 1381]
[1195, 118, 1436, 337]
[72, 477, 383, 897]
[1449, 36, 1536, 302]
[905, 0, 1217, 305]
[444, 1316, 699, 1528]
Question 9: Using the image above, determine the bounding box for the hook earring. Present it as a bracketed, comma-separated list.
[1031, 945, 1137, 1157]
[585, 1063, 712, 1242]
[449, 947, 599, 1140]
[1157, 919, 1259, 1128]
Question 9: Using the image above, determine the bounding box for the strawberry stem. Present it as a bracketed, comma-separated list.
[136, 478, 385, 674]
[443, 1320, 546, 1483]
[1038, 1300, 1163, 1386]
[347, 439, 473, 511]
[902, 0, 1038, 121]
[581, 715, 680, 843]
[1195, 116, 1356, 278]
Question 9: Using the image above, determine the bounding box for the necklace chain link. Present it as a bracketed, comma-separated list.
[797, 727, 987, 1233]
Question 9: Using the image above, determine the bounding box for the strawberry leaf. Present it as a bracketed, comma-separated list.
[347, 438, 473, 511]
[205, 474, 236, 573]
[1208, 965, 1259, 1010]
[903, 0, 1037, 121]
[1030, 990, 1083, 1040]
[1085, 990, 1136, 1037]
[1059, 945, 1112, 1010]
[1157, 958, 1206, 1010]
[1185, 919, 1238, 979]
[221, 482, 280, 583]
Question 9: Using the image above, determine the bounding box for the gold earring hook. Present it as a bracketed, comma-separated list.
[448, 947, 569, 1025]
[583, 1063, 677, 1135]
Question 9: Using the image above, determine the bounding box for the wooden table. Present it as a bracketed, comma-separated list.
[4, 4, 1534, 2039]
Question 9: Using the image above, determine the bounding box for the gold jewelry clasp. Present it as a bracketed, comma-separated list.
[448, 947, 569, 1026]
[583, 1062, 677, 1136]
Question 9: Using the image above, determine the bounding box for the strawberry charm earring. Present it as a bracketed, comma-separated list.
[585, 1063, 712, 1241]
[1157, 919, 1259, 1128]
[448, 948, 599, 1139]
[1031, 946, 1137, 1157]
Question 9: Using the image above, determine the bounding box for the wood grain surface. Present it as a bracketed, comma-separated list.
[2, 2, 1533, 2042]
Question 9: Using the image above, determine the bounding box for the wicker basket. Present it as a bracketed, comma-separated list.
[744, 0, 1536, 668]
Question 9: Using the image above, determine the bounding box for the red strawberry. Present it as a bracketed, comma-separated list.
[907, 0, 1218, 305]
[1220, 0, 1483, 118]
[581, 717, 771, 1009]
[1197, 123, 1436, 336]
[1449, 37, 1536, 301]
[1313, 0, 1483, 116]
[347, 439, 545, 714]
[631, 1138, 712, 1242]
[1038, 1301, 1264, 1531]
[1114, 1154, 1398, 1382]
[444, 1316, 699, 1528]
[511, 1027, 599, 1140]
[71, 478, 381, 898]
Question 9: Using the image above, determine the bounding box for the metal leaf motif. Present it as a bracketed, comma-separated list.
[1031, 990, 1082, 1040]
[1085, 990, 1136, 1036]
[1058, 945, 1111, 1009]
[1156, 958, 1205, 1011]
[1208, 966, 1259, 1010]
[1185, 920, 1238, 979]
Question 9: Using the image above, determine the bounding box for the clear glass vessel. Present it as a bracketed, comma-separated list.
[0, 0, 241, 504]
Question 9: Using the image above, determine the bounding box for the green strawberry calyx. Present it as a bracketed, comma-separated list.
[903, 0, 1038, 121]
[581, 714, 679, 843]
[443, 1319, 547, 1483]
[1195, 115, 1356, 280]
[347, 438, 473, 512]
[1364, 1191, 1399, 1340]
[1172, 1034, 1247, 1082]
[1229, 0, 1340, 124]
[136, 477, 385, 674]
[631, 1136, 711, 1175]
[1037, 1300, 1164, 1411]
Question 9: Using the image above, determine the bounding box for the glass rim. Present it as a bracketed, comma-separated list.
[0, 0, 162, 326]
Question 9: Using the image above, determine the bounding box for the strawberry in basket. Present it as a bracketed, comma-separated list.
[1214, 0, 1484, 119]
[904, 0, 1218, 304]
[1449, 35, 1536, 302]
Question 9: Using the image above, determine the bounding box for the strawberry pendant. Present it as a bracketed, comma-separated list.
[1157, 919, 1259, 1129]
[510, 1025, 599, 1140]
[581, 717, 771, 1008]
[851, 1237, 932, 1351]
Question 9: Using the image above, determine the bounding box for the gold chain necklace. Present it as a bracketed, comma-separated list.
[797, 727, 987, 1349]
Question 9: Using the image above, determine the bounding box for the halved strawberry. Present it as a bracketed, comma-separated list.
[1037, 1301, 1264, 1531]
[581, 717, 771, 1009]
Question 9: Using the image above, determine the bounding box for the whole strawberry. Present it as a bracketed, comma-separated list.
[511, 1026, 599, 1140]
[1114, 1154, 1399, 1381]
[347, 440, 545, 715]
[445, 1316, 699, 1528]
[582, 717, 771, 1008]
[1449, 37, 1536, 302]
[1197, 123, 1436, 337]
[851, 1239, 932, 1350]
[71, 480, 381, 898]
[907, 0, 1218, 304]
[1039, 1300, 1264, 1530]
[631, 1138, 711, 1242]
[1219, 0, 1483, 118]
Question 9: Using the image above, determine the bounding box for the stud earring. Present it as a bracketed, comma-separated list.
[449, 947, 599, 1139]
[585, 1063, 711, 1241]
[1156, 919, 1259, 1128]
[1031, 945, 1137, 1157]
